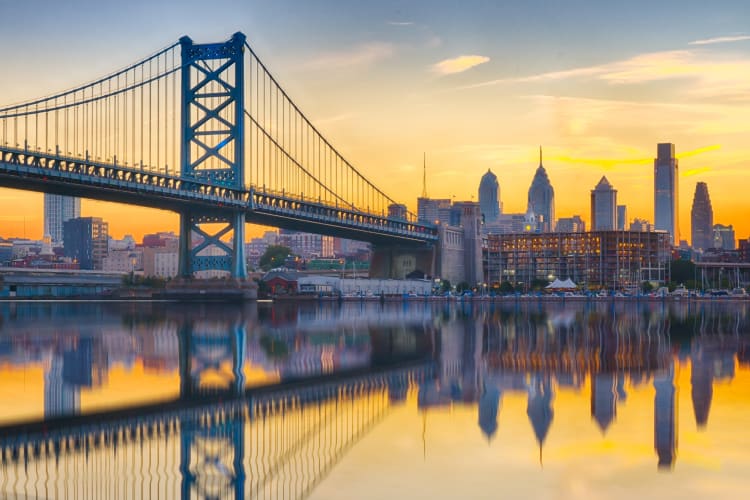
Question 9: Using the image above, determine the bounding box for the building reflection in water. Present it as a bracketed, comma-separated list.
[0, 300, 749, 498]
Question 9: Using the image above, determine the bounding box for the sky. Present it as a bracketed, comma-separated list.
[0, 0, 748, 243]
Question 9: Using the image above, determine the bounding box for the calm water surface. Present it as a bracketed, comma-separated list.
[1, 300, 749, 499]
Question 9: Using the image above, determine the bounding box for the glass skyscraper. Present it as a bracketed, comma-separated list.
[478, 168, 500, 223]
[44, 194, 80, 244]
[590, 176, 617, 231]
[654, 143, 679, 245]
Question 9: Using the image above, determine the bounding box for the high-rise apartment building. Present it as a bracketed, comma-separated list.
[590, 176, 617, 230]
[478, 169, 500, 223]
[690, 182, 713, 251]
[44, 194, 80, 244]
[527, 148, 555, 232]
[63, 217, 109, 270]
[654, 143, 679, 245]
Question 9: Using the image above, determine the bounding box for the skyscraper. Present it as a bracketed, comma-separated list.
[654, 143, 679, 245]
[527, 147, 555, 232]
[590, 176, 617, 230]
[44, 194, 80, 244]
[690, 182, 713, 251]
[617, 205, 627, 231]
[478, 168, 500, 223]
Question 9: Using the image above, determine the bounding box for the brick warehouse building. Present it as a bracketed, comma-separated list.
[484, 230, 671, 291]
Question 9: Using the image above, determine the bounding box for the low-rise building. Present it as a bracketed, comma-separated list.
[485, 230, 671, 290]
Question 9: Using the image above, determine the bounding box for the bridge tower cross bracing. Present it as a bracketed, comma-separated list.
[179, 32, 247, 279]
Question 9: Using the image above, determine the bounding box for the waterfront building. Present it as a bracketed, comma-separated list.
[485, 230, 671, 290]
[556, 215, 586, 233]
[279, 230, 334, 259]
[44, 194, 80, 245]
[63, 217, 109, 270]
[102, 249, 143, 273]
[478, 169, 501, 223]
[712, 224, 736, 250]
[527, 148, 555, 232]
[739, 238, 750, 262]
[0, 240, 11, 266]
[690, 182, 713, 251]
[617, 205, 627, 231]
[591, 176, 617, 231]
[654, 143, 679, 245]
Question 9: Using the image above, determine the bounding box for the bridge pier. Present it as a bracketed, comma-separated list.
[178, 210, 247, 279]
[369, 244, 436, 279]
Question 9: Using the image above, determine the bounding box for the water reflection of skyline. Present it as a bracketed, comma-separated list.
[1, 301, 750, 498]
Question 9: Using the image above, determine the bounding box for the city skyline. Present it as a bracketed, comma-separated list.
[0, 1, 748, 243]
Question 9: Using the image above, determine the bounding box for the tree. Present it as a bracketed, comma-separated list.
[530, 278, 550, 291]
[259, 245, 292, 271]
[499, 281, 515, 294]
[456, 281, 471, 293]
[670, 259, 696, 285]
[440, 280, 452, 293]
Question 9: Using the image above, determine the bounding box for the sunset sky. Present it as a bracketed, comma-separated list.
[0, 0, 748, 242]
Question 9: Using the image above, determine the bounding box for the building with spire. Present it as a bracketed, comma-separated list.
[590, 176, 617, 231]
[478, 169, 500, 223]
[654, 143, 679, 245]
[690, 182, 713, 251]
[416, 153, 452, 225]
[527, 147, 555, 232]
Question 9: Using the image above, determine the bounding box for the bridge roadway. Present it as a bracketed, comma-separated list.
[0, 146, 438, 245]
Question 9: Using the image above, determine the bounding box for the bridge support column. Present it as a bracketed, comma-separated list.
[179, 32, 247, 280]
[369, 244, 435, 280]
[179, 211, 247, 279]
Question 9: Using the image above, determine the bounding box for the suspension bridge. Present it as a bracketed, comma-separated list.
[0, 32, 438, 280]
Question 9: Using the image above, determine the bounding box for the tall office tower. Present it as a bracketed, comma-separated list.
[478, 168, 500, 223]
[44, 194, 80, 244]
[527, 147, 555, 232]
[590, 176, 617, 230]
[690, 182, 713, 251]
[617, 205, 627, 231]
[654, 143, 679, 245]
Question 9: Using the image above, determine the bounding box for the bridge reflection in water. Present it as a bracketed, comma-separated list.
[1, 301, 749, 498]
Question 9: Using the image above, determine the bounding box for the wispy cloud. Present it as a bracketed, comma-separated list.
[305, 42, 395, 70]
[433, 55, 490, 75]
[689, 34, 750, 45]
[457, 49, 750, 101]
[387, 21, 414, 26]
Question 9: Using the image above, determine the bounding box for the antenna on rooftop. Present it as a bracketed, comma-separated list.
[422, 152, 428, 198]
